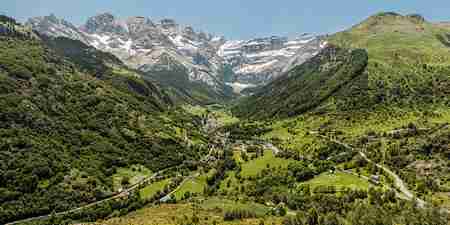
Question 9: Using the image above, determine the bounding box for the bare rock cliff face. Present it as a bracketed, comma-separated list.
[218, 34, 327, 88]
[28, 14, 324, 94]
[28, 13, 226, 90]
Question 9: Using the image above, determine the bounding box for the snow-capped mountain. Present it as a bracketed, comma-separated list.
[219, 34, 326, 87]
[28, 13, 226, 90]
[28, 13, 326, 95]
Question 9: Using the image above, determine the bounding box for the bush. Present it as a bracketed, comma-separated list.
[9, 66, 33, 80]
[121, 177, 130, 186]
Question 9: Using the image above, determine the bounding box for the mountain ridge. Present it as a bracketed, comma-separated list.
[27, 13, 236, 105]
[28, 13, 226, 88]
[219, 34, 326, 87]
[233, 45, 368, 119]
[27, 13, 325, 96]
[235, 12, 450, 119]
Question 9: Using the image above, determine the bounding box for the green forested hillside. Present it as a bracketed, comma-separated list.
[0, 18, 207, 224]
[234, 12, 450, 119]
[40, 35, 124, 77]
[144, 67, 234, 106]
[228, 13, 450, 224]
[142, 53, 234, 106]
[40, 35, 172, 106]
[329, 12, 450, 107]
[233, 46, 368, 119]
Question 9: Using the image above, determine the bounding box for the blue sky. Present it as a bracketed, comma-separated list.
[2, 0, 450, 39]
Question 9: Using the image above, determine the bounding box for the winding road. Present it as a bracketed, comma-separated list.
[5, 167, 176, 225]
[6, 110, 226, 225]
[159, 174, 199, 202]
[315, 134, 427, 208]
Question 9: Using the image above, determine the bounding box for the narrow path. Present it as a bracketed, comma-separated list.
[358, 150, 426, 207]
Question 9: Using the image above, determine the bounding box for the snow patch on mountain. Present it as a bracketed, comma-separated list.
[28, 13, 226, 91]
[237, 59, 278, 74]
[28, 13, 325, 93]
[218, 35, 326, 85]
[226, 82, 256, 93]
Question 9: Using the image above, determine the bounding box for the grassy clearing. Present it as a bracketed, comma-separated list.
[112, 67, 140, 78]
[112, 164, 152, 191]
[201, 197, 271, 217]
[184, 104, 239, 126]
[213, 109, 240, 126]
[261, 107, 450, 154]
[183, 105, 207, 117]
[240, 150, 294, 178]
[432, 192, 450, 210]
[174, 175, 208, 200]
[140, 178, 171, 199]
[301, 171, 371, 191]
[99, 203, 282, 225]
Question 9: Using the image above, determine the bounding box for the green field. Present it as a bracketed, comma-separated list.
[140, 178, 171, 199]
[260, 107, 450, 155]
[200, 197, 272, 217]
[301, 171, 371, 191]
[240, 150, 294, 177]
[213, 109, 240, 126]
[432, 192, 450, 210]
[112, 165, 152, 191]
[183, 105, 208, 116]
[100, 203, 282, 225]
[174, 175, 208, 200]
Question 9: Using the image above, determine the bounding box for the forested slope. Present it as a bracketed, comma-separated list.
[0, 17, 206, 224]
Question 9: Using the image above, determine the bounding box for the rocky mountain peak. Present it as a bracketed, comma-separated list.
[27, 13, 323, 94]
[219, 34, 325, 86]
[28, 14, 68, 28]
[127, 16, 154, 27]
[126, 16, 156, 36]
[46, 13, 59, 23]
[183, 26, 195, 36]
[159, 18, 178, 31]
[406, 14, 426, 23]
[27, 14, 90, 43]
[83, 12, 128, 35]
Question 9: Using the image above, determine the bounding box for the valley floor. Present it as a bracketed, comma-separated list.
[10, 105, 450, 225]
[96, 105, 450, 225]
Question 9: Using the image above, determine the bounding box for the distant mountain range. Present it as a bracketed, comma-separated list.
[219, 34, 325, 87]
[27, 13, 326, 94]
